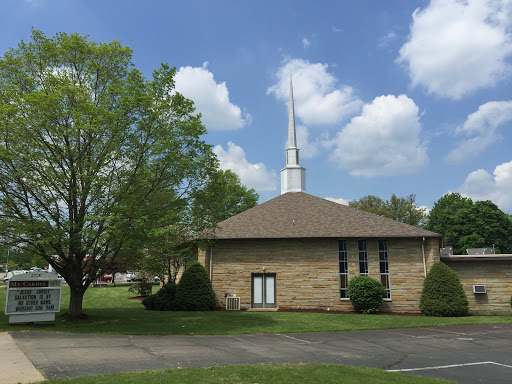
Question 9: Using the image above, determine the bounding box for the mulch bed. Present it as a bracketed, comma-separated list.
[9, 322, 56, 327]
[277, 308, 425, 316]
[128, 296, 145, 301]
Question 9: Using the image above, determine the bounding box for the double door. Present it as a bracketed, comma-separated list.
[251, 273, 276, 308]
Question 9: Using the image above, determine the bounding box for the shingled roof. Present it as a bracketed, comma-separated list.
[213, 192, 441, 239]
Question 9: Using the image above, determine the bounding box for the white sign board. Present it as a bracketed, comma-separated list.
[5, 271, 62, 324]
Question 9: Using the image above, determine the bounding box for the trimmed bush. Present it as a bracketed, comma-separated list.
[347, 275, 385, 314]
[128, 281, 153, 297]
[174, 262, 217, 311]
[143, 280, 177, 311]
[142, 294, 160, 310]
[420, 262, 469, 317]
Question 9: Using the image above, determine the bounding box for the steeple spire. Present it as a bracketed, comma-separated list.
[288, 76, 297, 149]
[280, 76, 306, 194]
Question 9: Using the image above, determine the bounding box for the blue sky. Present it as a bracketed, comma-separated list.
[2, 0, 512, 213]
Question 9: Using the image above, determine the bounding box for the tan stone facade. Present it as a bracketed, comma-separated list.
[199, 237, 440, 313]
[444, 260, 512, 312]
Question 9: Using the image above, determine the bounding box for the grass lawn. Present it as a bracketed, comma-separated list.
[37, 363, 454, 384]
[0, 284, 511, 335]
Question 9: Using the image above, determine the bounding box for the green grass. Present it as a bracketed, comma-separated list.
[470, 310, 512, 316]
[1, 284, 511, 335]
[38, 363, 454, 384]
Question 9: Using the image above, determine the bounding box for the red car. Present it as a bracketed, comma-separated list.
[98, 275, 113, 283]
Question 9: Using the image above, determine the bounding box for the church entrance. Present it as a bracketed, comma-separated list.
[251, 273, 276, 308]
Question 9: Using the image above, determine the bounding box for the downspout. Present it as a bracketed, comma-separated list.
[209, 246, 213, 281]
[422, 237, 427, 278]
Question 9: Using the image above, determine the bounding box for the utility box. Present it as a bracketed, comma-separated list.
[472, 285, 487, 294]
[226, 296, 241, 310]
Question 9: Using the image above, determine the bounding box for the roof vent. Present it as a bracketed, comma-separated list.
[472, 285, 486, 294]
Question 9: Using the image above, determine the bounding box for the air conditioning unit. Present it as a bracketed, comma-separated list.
[226, 296, 241, 310]
[472, 285, 486, 294]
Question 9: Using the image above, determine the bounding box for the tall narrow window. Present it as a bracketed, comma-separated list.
[358, 240, 368, 276]
[338, 240, 349, 298]
[378, 240, 391, 299]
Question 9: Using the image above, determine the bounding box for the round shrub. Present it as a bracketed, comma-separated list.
[347, 275, 386, 314]
[142, 280, 177, 311]
[157, 279, 176, 298]
[128, 281, 153, 297]
[174, 262, 217, 311]
[420, 262, 469, 317]
[156, 279, 177, 310]
[142, 294, 160, 310]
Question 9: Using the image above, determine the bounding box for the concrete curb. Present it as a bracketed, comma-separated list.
[0, 332, 45, 384]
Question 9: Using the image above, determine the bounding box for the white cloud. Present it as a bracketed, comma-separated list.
[397, 0, 512, 99]
[213, 142, 278, 191]
[325, 197, 350, 205]
[446, 101, 512, 163]
[329, 94, 428, 177]
[456, 160, 512, 213]
[174, 63, 250, 130]
[302, 37, 311, 48]
[267, 58, 363, 126]
[378, 31, 398, 49]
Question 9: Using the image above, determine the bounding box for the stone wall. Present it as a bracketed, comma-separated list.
[199, 237, 440, 313]
[444, 260, 512, 312]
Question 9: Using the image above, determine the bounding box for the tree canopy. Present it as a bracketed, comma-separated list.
[349, 194, 427, 227]
[190, 169, 258, 226]
[425, 193, 512, 254]
[139, 169, 258, 283]
[0, 30, 217, 316]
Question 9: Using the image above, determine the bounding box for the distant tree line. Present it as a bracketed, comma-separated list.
[350, 192, 512, 255]
[349, 194, 427, 227]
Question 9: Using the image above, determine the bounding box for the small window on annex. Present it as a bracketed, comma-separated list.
[338, 240, 349, 298]
[378, 239, 391, 299]
[358, 240, 368, 276]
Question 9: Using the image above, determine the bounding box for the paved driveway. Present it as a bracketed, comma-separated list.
[10, 323, 512, 383]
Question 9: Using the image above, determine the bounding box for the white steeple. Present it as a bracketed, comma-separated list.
[280, 76, 306, 194]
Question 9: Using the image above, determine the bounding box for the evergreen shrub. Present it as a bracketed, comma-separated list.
[142, 294, 160, 310]
[420, 262, 469, 317]
[142, 280, 177, 311]
[174, 262, 217, 311]
[347, 275, 385, 314]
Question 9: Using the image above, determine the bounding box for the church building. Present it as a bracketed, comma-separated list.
[198, 80, 509, 313]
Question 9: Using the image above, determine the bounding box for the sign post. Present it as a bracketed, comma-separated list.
[5, 271, 62, 324]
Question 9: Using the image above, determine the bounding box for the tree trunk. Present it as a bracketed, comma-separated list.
[68, 286, 85, 317]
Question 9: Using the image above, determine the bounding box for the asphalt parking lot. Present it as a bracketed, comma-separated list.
[8, 323, 512, 383]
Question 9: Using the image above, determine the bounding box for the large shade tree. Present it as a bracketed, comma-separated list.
[426, 193, 512, 254]
[190, 169, 258, 226]
[140, 169, 258, 283]
[0, 31, 216, 316]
